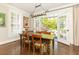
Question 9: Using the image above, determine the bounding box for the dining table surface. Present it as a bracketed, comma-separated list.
[20, 31, 55, 54]
[28, 31, 54, 40]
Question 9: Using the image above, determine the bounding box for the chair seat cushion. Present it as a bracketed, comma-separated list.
[25, 40, 31, 43]
[34, 43, 44, 46]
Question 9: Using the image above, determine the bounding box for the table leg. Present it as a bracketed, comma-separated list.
[49, 40, 53, 55]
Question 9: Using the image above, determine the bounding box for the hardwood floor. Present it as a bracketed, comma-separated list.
[0, 40, 20, 55]
[0, 40, 79, 55]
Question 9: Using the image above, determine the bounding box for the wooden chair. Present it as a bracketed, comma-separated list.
[22, 31, 31, 50]
[36, 31, 53, 53]
[32, 34, 46, 54]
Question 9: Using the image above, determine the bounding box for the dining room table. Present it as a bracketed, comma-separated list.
[27, 31, 55, 54]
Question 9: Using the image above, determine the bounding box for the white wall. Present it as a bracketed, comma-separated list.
[73, 5, 79, 46]
[0, 4, 30, 45]
[0, 4, 9, 42]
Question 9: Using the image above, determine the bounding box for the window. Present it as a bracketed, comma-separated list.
[41, 17, 57, 30]
[11, 12, 20, 36]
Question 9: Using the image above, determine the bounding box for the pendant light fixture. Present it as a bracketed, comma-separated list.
[30, 4, 48, 18]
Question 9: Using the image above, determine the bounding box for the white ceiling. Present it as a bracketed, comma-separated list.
[9, 3, 72, 14]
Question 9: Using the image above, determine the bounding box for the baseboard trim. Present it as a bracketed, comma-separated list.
[0, 38, 20, 45]
[71, 44, 79, 47]
[58, 41, 70, 46]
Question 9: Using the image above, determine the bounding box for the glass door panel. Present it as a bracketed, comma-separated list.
[59, 16, 67, 40]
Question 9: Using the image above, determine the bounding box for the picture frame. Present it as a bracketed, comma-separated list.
[0, 12, 5, 26]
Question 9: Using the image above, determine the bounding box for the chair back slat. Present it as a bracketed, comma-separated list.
[37, 31, 51, 34]
[32, 34, 42, 38]
[32, 34, 42, 48]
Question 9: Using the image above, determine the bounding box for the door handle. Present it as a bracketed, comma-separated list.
[66, 29, 69, 32]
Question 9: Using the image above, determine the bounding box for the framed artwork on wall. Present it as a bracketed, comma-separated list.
[0, 12, 5, 26]
[23, 16, 29, 30]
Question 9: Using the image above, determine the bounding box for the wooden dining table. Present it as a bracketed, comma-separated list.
[20, 31, 54, 54]
[27, 31, 54, 54]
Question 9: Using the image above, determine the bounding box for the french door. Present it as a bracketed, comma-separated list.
[57, 7, 73, 45]
[57, 16, 70, 45]
[47, 7, 73, 45]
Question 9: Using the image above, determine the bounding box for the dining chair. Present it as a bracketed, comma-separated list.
[32, 34, 47, 54]
[22, 31, 31, 50]
[32, 34, 45, 54]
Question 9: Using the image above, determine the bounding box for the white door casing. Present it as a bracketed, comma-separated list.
[57, 7, 73, 45]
